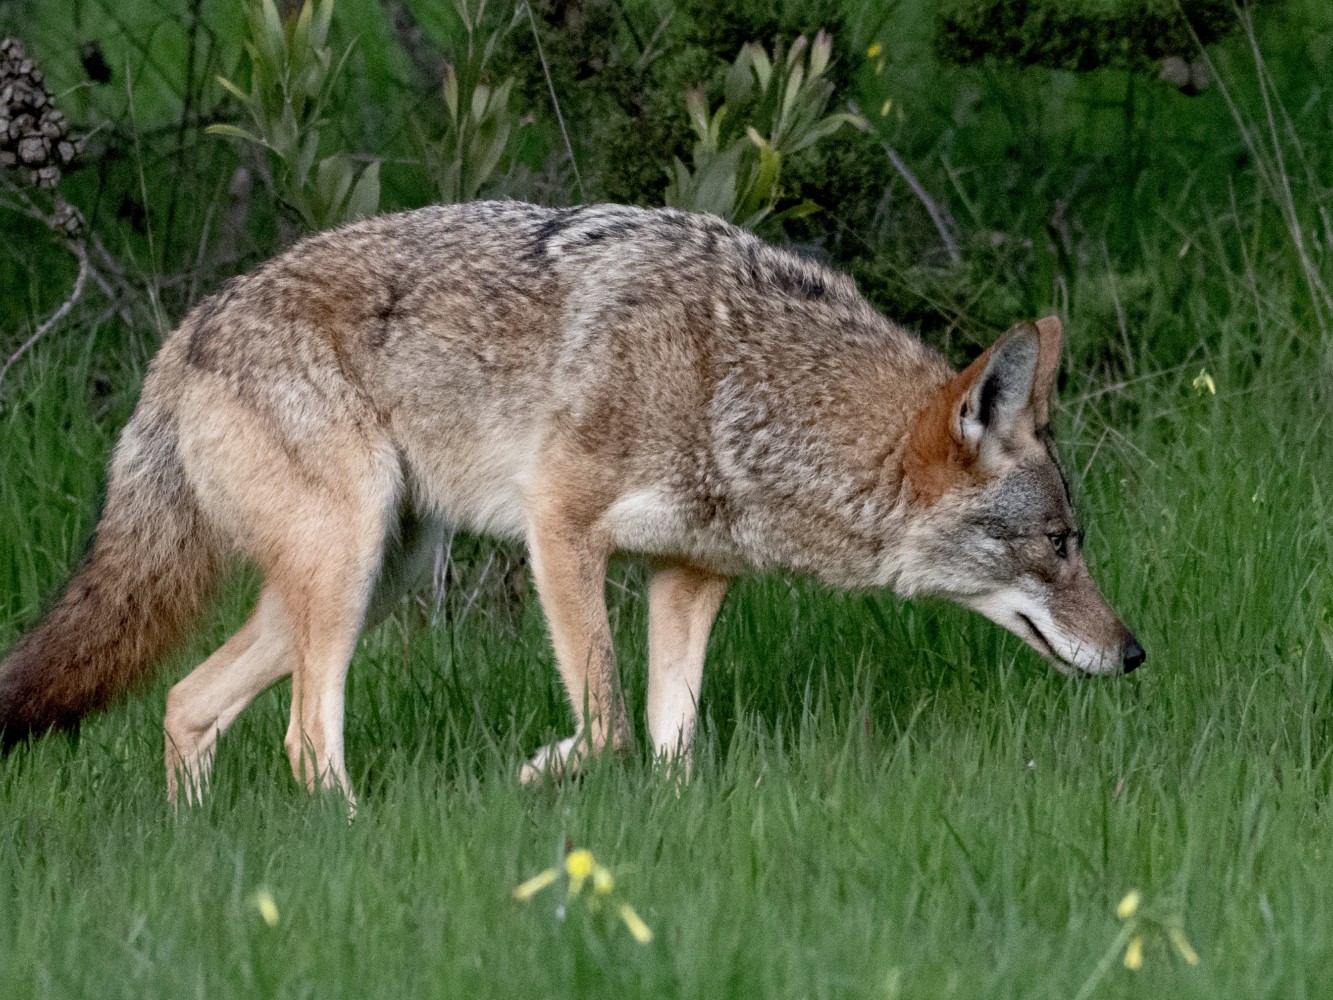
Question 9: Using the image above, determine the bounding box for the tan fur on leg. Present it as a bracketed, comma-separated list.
[178, 392, 401, 805]
[520, 506, 628, 782]
[274, 495, 393, 804]
[165, 590, 292, 805]
[647, 562, 728, 772]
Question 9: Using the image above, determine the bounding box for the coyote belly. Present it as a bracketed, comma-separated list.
[0, 201, 1143, 802]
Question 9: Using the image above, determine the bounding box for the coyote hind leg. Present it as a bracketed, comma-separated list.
[174, 367, 401, 807]
[163, 506, 440, 807]
[165, 589, 292, 805]
[273, 476, 397, 804]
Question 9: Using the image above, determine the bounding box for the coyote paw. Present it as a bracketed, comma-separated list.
[519, 735, 583, 784]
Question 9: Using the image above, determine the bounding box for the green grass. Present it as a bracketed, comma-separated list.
[2, 243, 1331, 999]
[3, 2, 1333, 994]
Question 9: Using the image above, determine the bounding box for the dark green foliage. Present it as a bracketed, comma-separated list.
[496, 0, 703, 205]
[497, 0, 860, 205]
[490, 0, 706, 205]
[937, 0, 1277, 71]
[2, 2, 1333, 996]
[680, 0, 852, 80]
[779, 130, 896, 257]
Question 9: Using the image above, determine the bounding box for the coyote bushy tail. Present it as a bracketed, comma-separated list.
[0, 410, 222, 749]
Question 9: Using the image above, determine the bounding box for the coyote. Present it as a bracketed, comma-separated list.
[0, 202, 1142, 802]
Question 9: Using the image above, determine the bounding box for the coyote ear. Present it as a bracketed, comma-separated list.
[1031, 315, 1063, 428]
[953, 324, 1040, 450]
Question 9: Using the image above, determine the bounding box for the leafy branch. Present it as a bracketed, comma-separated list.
[665, 31, 863, 229]
[208, 0, 379, 232]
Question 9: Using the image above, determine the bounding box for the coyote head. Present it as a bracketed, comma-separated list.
[899, 317, 1143, 676]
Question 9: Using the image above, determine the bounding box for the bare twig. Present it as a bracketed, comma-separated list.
[1062, 360, 1196, 409]
[0, 238, 90, 390]
[457, 548, 498, 622]
[85, 231, 141, 327]
[1, 183, 160, 375]
[429, 529, 456, 626]
[852, 101, 961, 265]
[634, 11, 675, 72]
[523, 0, 585, 202]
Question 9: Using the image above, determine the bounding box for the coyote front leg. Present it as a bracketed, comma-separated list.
[521, 509, 629, 782]
[646, 562, 728, 771]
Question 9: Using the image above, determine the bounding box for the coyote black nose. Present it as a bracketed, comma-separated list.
[1122, 635, 1145, 674]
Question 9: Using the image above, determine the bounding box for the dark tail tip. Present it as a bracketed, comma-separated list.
[1122, 635, 1146, 674]
[2, 722, 35, 754]
[0, 680, 80, 753]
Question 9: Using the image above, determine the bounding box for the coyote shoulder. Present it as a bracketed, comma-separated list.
[0, 201, 1142, 802]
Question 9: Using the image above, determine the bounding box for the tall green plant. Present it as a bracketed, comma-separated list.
[665, 31, 862, 229]
[429, 0, 522, 204]
[208, 0, 379, 231]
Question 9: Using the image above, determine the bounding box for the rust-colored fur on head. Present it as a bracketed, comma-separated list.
[903, 317, 1062, 505]
[898, 314, 1137, 675]
[902, 365, 983, 506]
[1031, 316, 1063, 428]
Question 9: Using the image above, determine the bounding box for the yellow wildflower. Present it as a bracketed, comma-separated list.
[1192, 369, 1216, 395]
[867, 42, 883, 59]
[516, 847, 650, 944]
[565, 849, 594, 879]
[513, 867, 559, 901]
[1116, 890, 1142, 920]
[566, 848, 595, 895]
[1170, 928, 1200, 966]
[253, 888, 279, 927]
[618, 903, 654, 944]
[1123, 935, 1144, 971]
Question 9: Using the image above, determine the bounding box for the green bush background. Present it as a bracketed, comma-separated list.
[2, 1, 1332, 997]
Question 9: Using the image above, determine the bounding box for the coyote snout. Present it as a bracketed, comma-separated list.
[899, 315, 1143, 677]
[965, 571, 1144, 676]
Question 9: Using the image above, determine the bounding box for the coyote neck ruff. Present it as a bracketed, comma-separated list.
[0, 202, 1143, 802]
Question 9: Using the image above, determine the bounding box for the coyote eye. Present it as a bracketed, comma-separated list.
[1048, 533, 1069, 559]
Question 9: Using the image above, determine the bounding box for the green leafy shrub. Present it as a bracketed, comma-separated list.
[679, 0, 854, 85]
[498, 0, 863, 208]
[936, 0, 1278, 72]
[665, 32, 863, 229]
[418, 0, 523, 204]
[209, 0, 379, 231]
